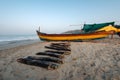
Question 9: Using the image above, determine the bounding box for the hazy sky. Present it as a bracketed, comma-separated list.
[0, 0, 120, 35]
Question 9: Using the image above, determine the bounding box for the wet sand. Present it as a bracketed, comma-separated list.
[0, 36, 120, 80]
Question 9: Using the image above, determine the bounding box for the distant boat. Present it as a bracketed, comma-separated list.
[36, 22, 120, 41]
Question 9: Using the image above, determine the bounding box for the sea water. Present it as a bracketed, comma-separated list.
[0, 35, 39, 42]
[0, 35, 40, 50]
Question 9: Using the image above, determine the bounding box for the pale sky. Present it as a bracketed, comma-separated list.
[0, 0, 120, 35]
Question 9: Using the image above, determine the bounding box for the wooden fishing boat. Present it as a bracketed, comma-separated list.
[36, 22, 119, 41]
[36, 30, 114, 41]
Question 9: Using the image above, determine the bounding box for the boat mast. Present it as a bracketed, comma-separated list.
[39, 26, 40, 32]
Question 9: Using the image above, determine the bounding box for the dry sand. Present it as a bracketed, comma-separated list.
[0, 36, 120, 80]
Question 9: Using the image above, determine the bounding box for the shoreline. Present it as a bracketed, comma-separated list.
[0, 39, 40, 50]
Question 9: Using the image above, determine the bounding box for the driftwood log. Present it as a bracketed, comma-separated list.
[50, 44, 70, 47]
[36, 52, 64, 59]
[51, 43, 70, 46]
[45, 50, 71, 55]
[26, 56, 64, 64]
[45, 46, 71, 51]
[50, 45, 70, 50]
[17, 58, 59, 70]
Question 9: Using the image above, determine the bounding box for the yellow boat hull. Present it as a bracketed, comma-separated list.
[36, 31, 113, 41]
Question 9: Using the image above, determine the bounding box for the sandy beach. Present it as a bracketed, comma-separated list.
[0, 36, 120, 80]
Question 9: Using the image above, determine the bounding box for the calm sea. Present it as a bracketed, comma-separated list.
[0, 35, 39, 42]
[0, 35, 40, 50]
